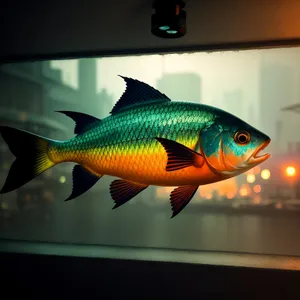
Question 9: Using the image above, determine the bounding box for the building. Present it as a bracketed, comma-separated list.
[97, 88, 114, 118]
[156, 72, 201, 102]
[0, 61, 73, 216]
[78, 58, 114, 118]
[259, 59, 298, 154]
[222, 89, 243, 119]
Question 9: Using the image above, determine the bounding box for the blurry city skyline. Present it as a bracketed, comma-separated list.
[51, 50, 263, 113]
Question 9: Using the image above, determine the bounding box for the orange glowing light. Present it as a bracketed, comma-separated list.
[205, 193, 212, 200]
[285, 166, 296, 177]
[226, 192, 235, 199]
[156, 187, 174, 198]
[253, 185, 261, 193]
[199, 177, 238, 200]
[239, 188, 248, 197]
[252, 195, 261, 205]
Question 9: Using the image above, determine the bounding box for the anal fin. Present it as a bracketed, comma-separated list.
[156, 137, 204, 171]
[170, 185, 199, 218]
[65, 165, 101, 201]
[110, 179, 148, 209]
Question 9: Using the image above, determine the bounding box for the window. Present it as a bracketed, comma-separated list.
[0, 48, 300, 257]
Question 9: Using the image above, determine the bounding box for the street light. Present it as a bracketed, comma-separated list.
[284, 166, 297, 200]
[285, 166, 296, 177]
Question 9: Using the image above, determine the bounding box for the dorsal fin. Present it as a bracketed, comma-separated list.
[110, 76, 171, 115]
[56, 111, 101, 134]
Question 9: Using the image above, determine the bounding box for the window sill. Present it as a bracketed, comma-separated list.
[1, 239, 300, 271]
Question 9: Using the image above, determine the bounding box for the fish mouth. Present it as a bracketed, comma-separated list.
[248, 139, 271, 164]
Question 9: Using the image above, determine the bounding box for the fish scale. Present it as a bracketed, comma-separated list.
[46, 102, 216, 186]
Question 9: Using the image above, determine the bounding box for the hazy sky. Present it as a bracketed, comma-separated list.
[52, 50, 262, 108]
[97, 51, 262, 111]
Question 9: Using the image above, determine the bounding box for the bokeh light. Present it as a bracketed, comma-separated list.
[239, 188, 248, 197]
[253, 185, 261, 193]
[285, 166, 296, 177]
[261, 169, 271, 180]
[59, 176, 66, 184]
[247, 174, 256, 183]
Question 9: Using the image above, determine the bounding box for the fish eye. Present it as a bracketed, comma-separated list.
[234, 130, 250, 145]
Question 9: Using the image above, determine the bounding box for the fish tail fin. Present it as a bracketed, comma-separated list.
[0, 126, 56, 194]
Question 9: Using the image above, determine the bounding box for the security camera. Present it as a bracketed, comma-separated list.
[151, 0, 186, 39]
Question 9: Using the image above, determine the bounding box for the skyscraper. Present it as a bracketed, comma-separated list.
[78, 58, 100, 115]
[259, 61, 296, 152]
[156, 72, 201, 102]
[222, 89, 243, 119]
[247, 104, 256, 127]
[79, 58, 97, 99]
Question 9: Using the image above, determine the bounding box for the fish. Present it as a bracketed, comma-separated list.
[0, 76, 271, 218]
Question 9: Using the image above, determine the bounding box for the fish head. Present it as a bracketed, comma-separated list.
[200, 115, 271, 177]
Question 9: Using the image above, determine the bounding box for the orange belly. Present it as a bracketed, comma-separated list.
[83, 149, 224, 186]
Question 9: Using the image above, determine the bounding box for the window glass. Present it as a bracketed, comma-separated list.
[1, 48, 300, 256]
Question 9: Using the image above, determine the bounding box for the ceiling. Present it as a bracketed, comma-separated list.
[1, 0, 300, 62]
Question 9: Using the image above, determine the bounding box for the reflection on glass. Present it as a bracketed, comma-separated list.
[1, 48, 300, 257]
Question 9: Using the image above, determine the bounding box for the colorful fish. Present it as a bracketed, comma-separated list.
[0, 76, 271, 217]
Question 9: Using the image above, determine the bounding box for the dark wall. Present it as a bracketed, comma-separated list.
[1, 0, 300, 61]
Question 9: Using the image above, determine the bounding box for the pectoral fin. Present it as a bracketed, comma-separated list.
[156, 137, 205, 171]
[170, 185, 199, 218]
[65, 165, 101, 201]
[110, 179, 148, 209]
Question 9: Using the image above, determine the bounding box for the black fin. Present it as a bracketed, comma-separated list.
[56, 111, 101, 134]
[0, 126, 55, 194]
[110, 76, 171, 114]
[65, 165, 101, 201]
[156, 137, 205, 171]
[170, 185, 199, 218]
[110, 179, 148, 209]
